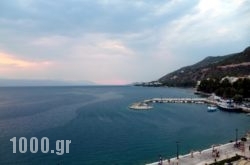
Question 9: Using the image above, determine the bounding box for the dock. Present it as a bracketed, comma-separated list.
[130, 97, 213, 110]
[144, 98, 208, 104]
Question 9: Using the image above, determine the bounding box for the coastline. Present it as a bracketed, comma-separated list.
[129, 91, 250, 164]
[129, 96, 250, 113]
[146, 132, 250, 165]
[1, 86, 249, 164]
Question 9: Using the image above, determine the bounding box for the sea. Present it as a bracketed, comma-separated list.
[0, 86, 249, 165]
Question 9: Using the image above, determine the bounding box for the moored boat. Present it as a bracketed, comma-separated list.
[207, 105, 217, 112]
[217, 103, 242, 112]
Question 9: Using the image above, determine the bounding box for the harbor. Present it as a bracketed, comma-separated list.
[129, 95, 250, 164]
[129, 97, 250, 113]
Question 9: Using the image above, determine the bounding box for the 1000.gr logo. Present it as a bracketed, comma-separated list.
[10, 137, 71, 155]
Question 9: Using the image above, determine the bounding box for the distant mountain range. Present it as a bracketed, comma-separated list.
[0, 79, 95, 87]
[158, 46, 250, 87]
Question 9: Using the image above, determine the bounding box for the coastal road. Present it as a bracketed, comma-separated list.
[146, 137, 250, 165]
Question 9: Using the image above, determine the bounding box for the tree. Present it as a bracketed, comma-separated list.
[233, 94, 243, 103]
[197, 77, 249, 99]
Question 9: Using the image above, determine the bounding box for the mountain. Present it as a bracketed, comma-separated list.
[0, 79, 95, 87]
[158, 46, 250, 87]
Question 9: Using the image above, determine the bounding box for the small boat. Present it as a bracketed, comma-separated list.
[207, 105, 217, 112]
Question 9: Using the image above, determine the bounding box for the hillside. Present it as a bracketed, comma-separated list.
[158, 46, 250, 87]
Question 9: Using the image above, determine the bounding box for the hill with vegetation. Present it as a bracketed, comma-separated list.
[197, 78, 250, 100]
[158, 46, 250, 87]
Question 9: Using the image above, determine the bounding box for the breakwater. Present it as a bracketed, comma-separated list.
[144, 98, 208, 104]
[129, 97, 216, 110]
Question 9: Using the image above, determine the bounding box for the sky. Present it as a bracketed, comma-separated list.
[0, 0, 249, 85]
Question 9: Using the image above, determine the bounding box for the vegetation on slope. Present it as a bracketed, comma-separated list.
[158, 46, 250, 87]
[197, 78, 250, 100]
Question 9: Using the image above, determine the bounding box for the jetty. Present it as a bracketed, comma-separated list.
[144, 98, 208, 104]
[129, 97, 213, 110]
[146, 132, 250, 165]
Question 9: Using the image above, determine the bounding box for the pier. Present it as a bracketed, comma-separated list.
[144, 98, 208, 104]
[129, 97, 213, 110]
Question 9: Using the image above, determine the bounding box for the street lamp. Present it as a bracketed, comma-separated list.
[235, 128, 238, 145]
[176, 141, 180, 159]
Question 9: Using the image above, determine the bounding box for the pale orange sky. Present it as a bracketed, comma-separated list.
[0, 0, 249, 85]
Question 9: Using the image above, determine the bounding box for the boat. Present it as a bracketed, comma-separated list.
[207, 105, 217, 112]
[217, 102, 242, 112]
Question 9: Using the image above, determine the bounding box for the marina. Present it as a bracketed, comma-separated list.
[129, 95, 250, 164]
[129, 97, 250, 113]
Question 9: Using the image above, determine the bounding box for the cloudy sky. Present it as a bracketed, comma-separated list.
[0, 0, 249, 85]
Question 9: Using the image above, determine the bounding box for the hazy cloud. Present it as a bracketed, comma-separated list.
[0, 0, 249, 84]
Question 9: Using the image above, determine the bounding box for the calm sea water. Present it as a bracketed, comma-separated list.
[0, 86, 249, 165]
